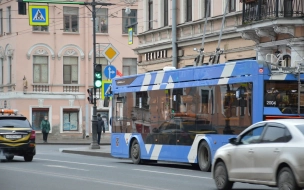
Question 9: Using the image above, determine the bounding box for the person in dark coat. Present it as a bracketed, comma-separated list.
[40, 115, 50, 143]
[97, 114, 104, 145]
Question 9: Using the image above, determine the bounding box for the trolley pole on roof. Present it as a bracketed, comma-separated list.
[172, 0, 177, 68]
[209, 0, 229, 65]
[197, 0, 210, 66]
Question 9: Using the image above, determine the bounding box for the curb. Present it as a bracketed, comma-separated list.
[61, 149, 113, 158]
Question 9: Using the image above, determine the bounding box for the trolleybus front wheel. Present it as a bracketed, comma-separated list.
[131, 139, 141, 164]
[198, 141, 211, 172]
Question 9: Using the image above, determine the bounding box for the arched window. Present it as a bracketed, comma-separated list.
[283, 55, 291, 67]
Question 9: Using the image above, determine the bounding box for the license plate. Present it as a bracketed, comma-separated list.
[6, 135, 22, 139]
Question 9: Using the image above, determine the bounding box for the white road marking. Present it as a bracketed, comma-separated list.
[133, 169, 212, 180]
[34, 158, 116, 168]
[0, 166, 169, 190]
[45, 165, 89, 171]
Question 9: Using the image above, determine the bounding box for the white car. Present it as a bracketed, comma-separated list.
[212, 119, 304, 190]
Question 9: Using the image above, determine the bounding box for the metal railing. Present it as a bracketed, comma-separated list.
[242, 0, 304, 24]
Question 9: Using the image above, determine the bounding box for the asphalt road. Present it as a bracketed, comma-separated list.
[0, 145, 276, 190]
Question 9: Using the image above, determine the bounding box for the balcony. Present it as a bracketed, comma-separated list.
[242, 0, 304, 24]
[31, 84, 83, 93]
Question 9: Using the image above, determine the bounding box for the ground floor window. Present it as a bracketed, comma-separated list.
[63, 109, 79, 131]
[32, 108, 49, 131]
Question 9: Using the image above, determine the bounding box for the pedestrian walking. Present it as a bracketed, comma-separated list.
[40, 115, 50, 143]
[97, 114, 104, 145]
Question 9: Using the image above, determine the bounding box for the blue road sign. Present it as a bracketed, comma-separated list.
[102, 80, 112, 100]
[104, 65, 116, 79]
[29, 5, 49, 26]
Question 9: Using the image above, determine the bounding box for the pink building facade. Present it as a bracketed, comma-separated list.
[0, 0, 138, 139]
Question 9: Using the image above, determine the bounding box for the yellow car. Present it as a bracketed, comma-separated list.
[0, 109, 36, 162]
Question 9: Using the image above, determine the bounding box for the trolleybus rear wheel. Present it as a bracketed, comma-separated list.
[198, 141, 211, 172]
[131, 139, 141, 164]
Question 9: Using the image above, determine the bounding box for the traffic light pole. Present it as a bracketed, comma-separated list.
[89, 0, 114, 149]
[91, 0, 99, 149]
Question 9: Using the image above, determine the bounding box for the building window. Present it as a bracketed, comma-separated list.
[63, 109, 79, 131]
[122, 9, 137, 34]
[63, 56, 78, 84]
[0, 58, 3, 85]
[8, 56, 11, 84]
[149, 0, 153, 30]
[63, 7, 79, 32]
[163, 0, 169, 26]
[7, 7, 11, 34]
[96, 57, 108, 80]
[32, 108, 49, 131]
[186, 0, 192, 22]
[96, 8, 108, 33]
[204, 0, 211, 18]
[33, 56, 48, 83]
[228, 0, 236, 13]
[123, 58, 137, 76]
[0, 9, 3, 36]
[283, 55, 291, 67]
[33, 26, 48, 32]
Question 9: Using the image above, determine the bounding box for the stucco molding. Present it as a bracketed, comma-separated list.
[255, 28, 276, 41]
[241, 31, 259, 43]
[27, 43, 55, 60]
[57, 44, 85, 60]
[88, 44, 107, 60]
[0, 46, 4, 59]
[273, 25, 294, 36]
[5, 44, 14, 60]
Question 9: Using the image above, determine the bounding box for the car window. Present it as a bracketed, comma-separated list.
[240, 126, 264, 145]
[261, 126, 286, 143]
[159, 122, 169, 131]
[295, 125, 304, 136]
[285, 128, 292, 142]
[0, 117, 31, 128]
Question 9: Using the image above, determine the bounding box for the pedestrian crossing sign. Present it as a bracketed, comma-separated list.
[29, 5, 49, 26]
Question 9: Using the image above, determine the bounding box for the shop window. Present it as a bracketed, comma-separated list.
[63, 109, 79, 131]
[32, 108, 49, 131]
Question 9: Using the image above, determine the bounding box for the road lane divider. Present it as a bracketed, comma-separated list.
[34, 158, 116, 168]
[133, 169, 212, 180]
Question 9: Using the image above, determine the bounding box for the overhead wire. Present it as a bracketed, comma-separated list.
[0, 3, 130, 42]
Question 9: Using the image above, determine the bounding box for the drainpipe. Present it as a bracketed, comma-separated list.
[172, 0, 177, 68]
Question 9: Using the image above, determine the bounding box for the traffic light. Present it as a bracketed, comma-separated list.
[87, 88, 94, 104]
[18, 1, 27, 15]
[94, 64, 102, 88]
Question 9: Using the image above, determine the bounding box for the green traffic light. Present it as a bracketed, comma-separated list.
[95, 73, 102, 79]
[95, 80, 102, 88]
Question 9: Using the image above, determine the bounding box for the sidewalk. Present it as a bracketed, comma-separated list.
[36, 133, 113, 158]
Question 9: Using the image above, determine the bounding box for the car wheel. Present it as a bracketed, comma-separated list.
[278, 167, 301, 190]
[214, 161, 234, 190]
[131, 139, 141, 164]
[6, 155, 14, 161]
[198, 141, 211, 172]
[24, 155, 33, 162]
